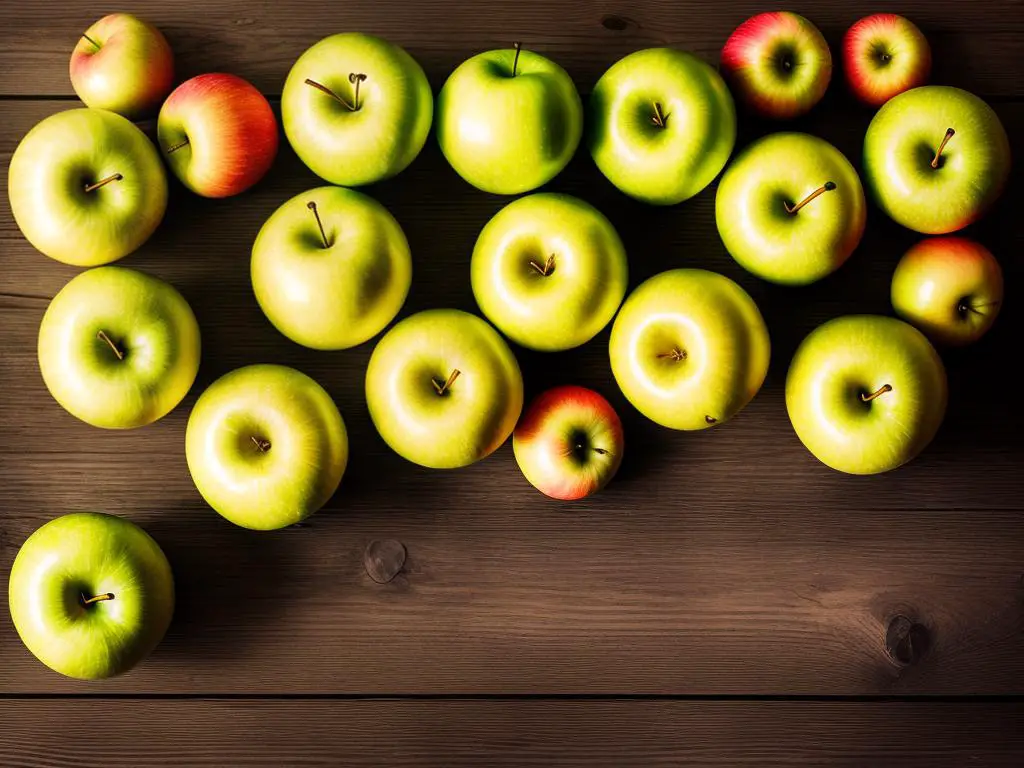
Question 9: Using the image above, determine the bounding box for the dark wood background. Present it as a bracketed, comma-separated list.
[1, 0, 1022, 764]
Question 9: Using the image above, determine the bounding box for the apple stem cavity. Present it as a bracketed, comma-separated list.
[81, 592, 115, 606]
[785, 181, 837, 215]
[931, 128, 955, 169]
[304, 78, 358, 111]
[529, 254, 556, 276]
[96, 330, 125, 361]
[82, 33, 101, 50]
[861, 384, 893, 403]
[432, 369, 461, 396]
[705, 416, 718, 425]
[250, 436, 272, 452]
[166, 138, 190, 154]
[657, 348, 687, 362]
[306, 201, 331, 248]
[512, 41, 522, 77]
[651, 102, 668, 128]
[83, 173, 123, 193]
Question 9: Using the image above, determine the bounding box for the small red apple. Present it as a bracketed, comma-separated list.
[513, 386, 624, 501]
[157, 73, 278, 198]
[720, 12, 832, 120]
[843, 14, 931, 107]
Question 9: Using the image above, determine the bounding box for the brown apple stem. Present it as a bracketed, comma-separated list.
[306, 201, 330, 248]
[512, 41, 522, 76]
[96, 330, 124, 360]
[304, 78, 356, 111]
[861, 384, 893, 403]
[651, 101, 667, 128]
[83, 173, 123, 193]
[657, 348, 686, 362]
[166, 138, 190, 154]
[82, 33, 101, 50]
[250, 436, 272, 452]
[81, 592, 115, 606]
[528, 254, 556, 276]
[432, 369, 461, 395]
[785, 181, 837, 214]
[931, 128, 955, 169]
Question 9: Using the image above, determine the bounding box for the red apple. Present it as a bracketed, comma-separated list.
[720, 12, 831, 120]
[513, 386, 624, 501]
[157, 74, 278, 198]
[843, 14, 931, 107]
[70, 13, 174, 118]
[891, 237, 1003, 346]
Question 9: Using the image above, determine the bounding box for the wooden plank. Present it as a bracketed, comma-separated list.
[1, 700, 1023, 766]
[0, 2, 1022, 97]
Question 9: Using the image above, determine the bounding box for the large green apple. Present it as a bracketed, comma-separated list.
[436, 44, 582, 194]
[470, 193, 627, 351]
[252, 186, 412, 350]
[588, 48, 736, 205]
[38, 267, 201, 429]
[9, 512, 174, 680]
[281, 33, 432, 186]
[365, 309, 524, 468]
[716, 133, 866, 285]
[863, 86, 1011, 234]
[609, 269, 770, 430]
[8, 108, 167, 266]
[186, 364, 348, 530]
[786, 315, 947, 474]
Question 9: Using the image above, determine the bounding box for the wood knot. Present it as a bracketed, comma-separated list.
[364, 539, 407, 584]
[601, 15, 634, 31]
[885, 615, 931, 666]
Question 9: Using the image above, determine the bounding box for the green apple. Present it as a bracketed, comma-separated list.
[786, 315, 947, 475]
[281, 33, 433, 186]
[609, 269, 770, 430]
[186, 364, 348, 530]
[252, 186, 412, 350]
[470, 193, 627, 351]
[8, 108, 168, 266]
[863, 86, 1011, 234]
[365, 309, 523, 468]
[716, 133, 866, 285]
[38, 267, 201, 429]
[437, 44, 582, 194]
[588, 48, 736, 205]
[9, 512, 174, 680]
[891, 236, 1003, 346]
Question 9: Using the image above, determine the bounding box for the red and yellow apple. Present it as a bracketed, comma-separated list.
[843, 14, 931, 107]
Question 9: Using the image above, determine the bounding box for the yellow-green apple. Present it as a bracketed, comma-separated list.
[8, 512, 174, 680]
[588, 48, 735, 206]
[70, 13, 174, 118]
[365, 309, 523, 468]
[252, 186, 412, 350]
[786, 315, 947, 475]
[282, 33, 432, 187]
[186, 364, 348, 530]
[716, 133, 866, 285]
[609, 269, 770, 430]
[843, 14, 931, 107]
[891, 237, 1003, 346]
[8, 108, 167, 266]
[437, 44, 582, 194]
[720, 12, 831, 120]
[863, 86, 1011, 234]
[38, 267, 201, 429]
[470, 193, 627, 350]
[157, 73, 278, 198]
[513, 385, 624, 500]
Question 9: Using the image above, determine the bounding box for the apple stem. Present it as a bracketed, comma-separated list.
[861, 384, 893, 403]
[83, 173, 123, 193]
[657, 348, 686, 362]
[960, 299, 1000, 315]
[81, 592, 115, 606]
[166, 138, 190, 154]
[348, 73, 367, 110]
[528, 254, 556, 276]
[512, 42, 522, 77]
[931, 128, 955, 169]
[651, 102, 667, 128]
[432, 369, 461, 396]
[82, 33, 101, 50]
[304, 78, 357, 111]
[250, 436, 271, 452]
[96, 330, 124, 361]
[785, 181, 837, 214]
[705, 416, 717, 425]
[307, 201, 331, 248]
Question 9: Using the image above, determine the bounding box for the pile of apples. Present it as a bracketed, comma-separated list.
[6, 11, 1010, 680]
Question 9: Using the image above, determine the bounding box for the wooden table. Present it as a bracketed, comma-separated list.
[2, 0, 1022, 764]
